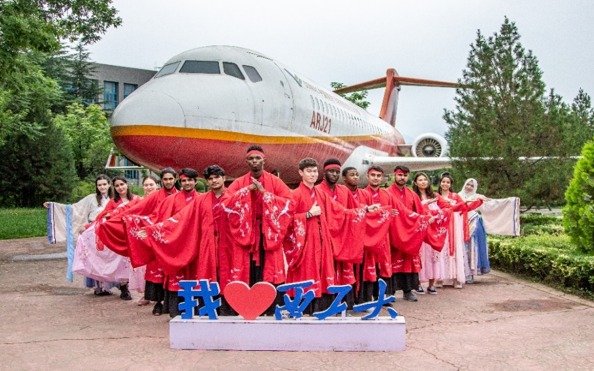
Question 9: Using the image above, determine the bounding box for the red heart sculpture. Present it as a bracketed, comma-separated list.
[223, 281, 276, 320]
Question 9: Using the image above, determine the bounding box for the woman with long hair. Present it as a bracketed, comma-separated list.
[412, 172, 443, 294]
[44, 174, 113, 294]
[437, 173, 483, 288]
[73, 176, 140, 300]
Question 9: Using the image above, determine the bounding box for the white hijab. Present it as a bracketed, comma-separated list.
[459, 178, 479, 201]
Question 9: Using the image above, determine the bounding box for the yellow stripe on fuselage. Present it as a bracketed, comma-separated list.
[111, 125, 385, 144]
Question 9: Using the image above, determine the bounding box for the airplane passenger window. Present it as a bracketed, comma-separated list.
[155, 61, 180, 78]
[243, 65, 263, 82]
[180, 61, 220, 74]
[223, 62, 245, 80]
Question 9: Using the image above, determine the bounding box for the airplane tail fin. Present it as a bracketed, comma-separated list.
[333, 69, 459, 127]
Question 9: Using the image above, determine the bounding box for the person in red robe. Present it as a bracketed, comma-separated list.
[202, 165, 235, 315]
[412, 172, 451, 295]
[358, 166, 394, 303]
[284, 158, 380, 313]
[127, 166, 226, 317]
[342, 167, 366, 205]
[385, 166, 427, 302]
[223, 145, 294, 313]
[95, 168, 178, 258]
[437, 173, 483, 288]
[151, 168, 200, 317]
[95, 168, 179, 314]
[316, 158, 360, 308]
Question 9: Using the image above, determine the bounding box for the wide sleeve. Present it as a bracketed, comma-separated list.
[127, 196, 207, 273]
[261, 191, 294, 251]
[388, 196, 429, 256]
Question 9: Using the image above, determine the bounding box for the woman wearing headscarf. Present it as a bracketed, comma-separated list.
[459, 178, 490, 283]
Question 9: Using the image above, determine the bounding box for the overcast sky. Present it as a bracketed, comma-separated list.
[88, 0, 594, 142]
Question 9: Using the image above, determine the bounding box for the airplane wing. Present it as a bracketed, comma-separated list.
[367, 155, 579, 174]
[369, 155, 452, 172]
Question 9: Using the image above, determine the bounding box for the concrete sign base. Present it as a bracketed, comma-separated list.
[170, 315, 406, 352]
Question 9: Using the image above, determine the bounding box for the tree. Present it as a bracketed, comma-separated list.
[66, 42, 101, 104]
[53, 102, 113, 180]
[563, 139, 594, 253]
[0, 122, 77, 207]
[566, 89, 594, 154]
[0, 0, 120, 206]
[0, 0, 121, 143]
[331, 82, 371, 109]
[444, 17, 577, 209]
[43, 42, 101, 107]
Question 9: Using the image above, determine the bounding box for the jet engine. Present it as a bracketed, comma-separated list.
[412, 133, 448, 157]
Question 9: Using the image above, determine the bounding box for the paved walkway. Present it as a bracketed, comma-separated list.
[0, 237, 592, 370]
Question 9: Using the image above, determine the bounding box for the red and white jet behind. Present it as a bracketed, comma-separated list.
[110, 45, 457, 184]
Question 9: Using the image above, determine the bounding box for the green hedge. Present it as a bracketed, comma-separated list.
[490, 235, 594, 298]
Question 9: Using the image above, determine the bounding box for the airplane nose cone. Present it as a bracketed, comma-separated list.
[111, 90, 185, 128]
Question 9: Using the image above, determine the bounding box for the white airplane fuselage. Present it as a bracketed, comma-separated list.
[111, 46, 406, 183]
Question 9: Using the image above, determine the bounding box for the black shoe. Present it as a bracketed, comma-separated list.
[152, 302, 163, 316]
[94, 289, 112, 296]
[119, 284, 132, 300]
[403, 291, 418, 302]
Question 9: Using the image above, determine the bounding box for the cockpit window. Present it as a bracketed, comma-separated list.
[223, 62, 245, 80]
[243, 65, 262, 83]
[155, 61, 180, 78]
[179, 61, 220, 74]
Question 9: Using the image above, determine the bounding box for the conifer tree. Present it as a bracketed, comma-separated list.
[563, 139, 594, 253]
[445, 17, 576, 209]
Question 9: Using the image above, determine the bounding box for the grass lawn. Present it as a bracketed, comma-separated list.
[0, 208, 47, 240]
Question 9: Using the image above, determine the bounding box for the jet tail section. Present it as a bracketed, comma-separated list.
[333, 69, 460, 126]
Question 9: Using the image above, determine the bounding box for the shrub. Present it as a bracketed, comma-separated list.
[490, 235, 594, 297]
[563, 139, 594, 253]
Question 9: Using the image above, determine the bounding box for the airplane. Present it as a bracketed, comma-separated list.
[109, 45, 458, 185]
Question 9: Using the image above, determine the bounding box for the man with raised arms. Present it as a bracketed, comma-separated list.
[223, 145, 294, 312]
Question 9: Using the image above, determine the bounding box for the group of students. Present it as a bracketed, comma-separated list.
[46, 145, 504, 318]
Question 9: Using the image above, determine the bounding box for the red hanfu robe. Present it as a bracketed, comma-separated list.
[224, 171, 293, 284]
[144, 189, 198, 291]
[360, 186, 393, 282]
[438, 193, 483, 255]
[209, 191, 234, 291]
[94, 196, 141, 250]
[385, 185, 428, 273]
[284, 183, 369, 297]
[95, 188, 178, 257]
[416, 195, 452, 252]
[349, 187, 367, 206]
[126, 192, 218, 289]
[316, 180, 359, 285]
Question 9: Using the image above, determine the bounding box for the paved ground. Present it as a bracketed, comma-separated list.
[0, 237, 592, 370]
